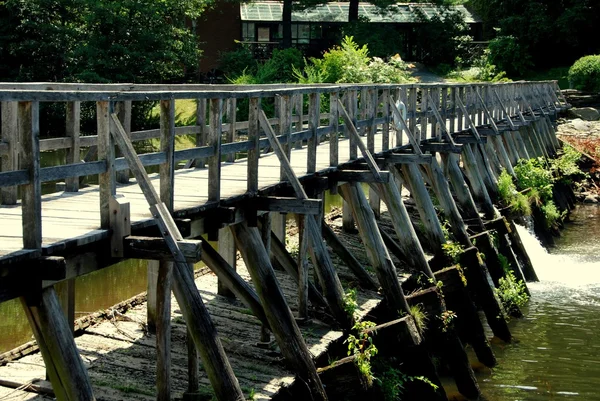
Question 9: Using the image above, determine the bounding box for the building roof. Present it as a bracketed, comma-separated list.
[240, 2, 480, 24]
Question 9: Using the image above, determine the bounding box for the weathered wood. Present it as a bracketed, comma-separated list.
[186, 263, 200, 397]
[147, 260, 159, 334]
[109, 196, 131, 258]
[1, 101, 18, 204]
[200, 240, 269, 328]
[339, 182, 411, 317]
[231, 221, 328, 401]
[296, 214, 309, 319]
[247, 97, 260, 194]
[259, 109, 350, 327]
[21, 287, 95, 401]
[405, 287, 481, 400]
[434, 266, 497, 368]
[395, 163, 446, 253]
[329, 92, 339, 167]
[59, 278, 75, 334]
[124, 236, 202, 262]
[331, 170, 390, 183]
[253, 196, 322, 215]
[160, 99, 176, 210]
[460, 144, 496, 219]
[110, 113, 245, 401]
[156, 260, 173, 401]
[225, 98, 237, 162]
[336, 99, 384, 182]
[307, 93, 319, 173]
[384, 154, 432, 164]
[98, 101, 116, 229]
[423, 158, 472, 246]
[321, 222, 379, 290]
[18, 101, 42, 249]
[65, 101, 81, 192]
[459, 247, 512, 343]
[217, 227, 236, 298]
[371, 178, 433, 277]
[279, 95, 292, 180]
[268, 231, 328, 308]
[208, 99, 223, 203]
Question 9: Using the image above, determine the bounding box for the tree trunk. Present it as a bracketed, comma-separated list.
[282, 0, 292, 48]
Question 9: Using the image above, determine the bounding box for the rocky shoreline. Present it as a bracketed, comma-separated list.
[556, 95, 600, 203]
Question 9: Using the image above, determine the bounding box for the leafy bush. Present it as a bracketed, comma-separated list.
[294, 36, 412, 84]
[342, 17, 405, 59]
[219, 45, 257, 78]
[497, 270, 529, 315]
[568, 55, 600, 92]
[540, 200, 563, 229]
[487, 34, 533, 78]
[514, 158, 554, 202]
[497, 169, 531, 215]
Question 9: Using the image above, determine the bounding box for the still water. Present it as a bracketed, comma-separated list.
[477, 204, 600, 400]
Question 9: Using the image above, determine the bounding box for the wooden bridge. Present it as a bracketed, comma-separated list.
[0, 81, 568, 401]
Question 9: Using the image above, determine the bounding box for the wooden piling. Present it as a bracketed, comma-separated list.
[339, 182, 411, 317]
[232, 221, 328, 401]
[21, 287, 96, 401]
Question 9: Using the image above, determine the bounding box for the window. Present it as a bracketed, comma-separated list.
[242, 23, 255, 41]
[257, 27, 270, 42]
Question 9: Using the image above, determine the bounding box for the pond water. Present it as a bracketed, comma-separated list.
[475, 204, 600, 400]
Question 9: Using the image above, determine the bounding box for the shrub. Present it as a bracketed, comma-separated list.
[497, 271, 529, 315]
[294, 36, 412, 84]
[540, 200, 563, 229]
[219, 45, 257, 78]
[487, 35, 533, 78]
[514, 158, 554, 202]
[568, 55, 600, 92]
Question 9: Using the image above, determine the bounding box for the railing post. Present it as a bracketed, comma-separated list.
[279, 95, 292, 181]
[19, 101, 41, 249]
[381, 88, 390, 150]
[1, 101, 18, 204]
[419, 86, 428, 142]
[408, 86, 417, 143]
[247, 97, 260, 195]
[329, 92, 339, 167]
[115, 101, 132, 184]
[294, 94, 304, 150]
[98, 101, 116, 229]
[195, 98, 207, 168]
[65, 101, 81, 192]
[225, 98, 237, 162]
[307, 92, 319, 174]
[209, 98, 223, 204]
[160, 99, 175, 209]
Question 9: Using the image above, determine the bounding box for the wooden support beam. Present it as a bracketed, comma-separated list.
[458, 247, 512, 343]
[247, 98, 260, 194]
[370, 178, 434, 277]
[124, 236, 202, 262]
[268, 231, 328, 308]
[252, 196, 322, 215]
[395, 163, 446, 254]
[321, 222, 379, 290]
[217, 227, 236, 298]
[339, 182, 411, 317]
[115, 101, 132, 184]
[231, 221, 328, 401]
[109, 113, 244, 401]
[200, 240, 270, 327]
[21, 287, 95, 401]
[259, 109, 351, 327]
[225, 98, 237, 163]
[423, 158, 472, 247]
[421, 142, 463, 154]
[434, 266, 496, 368]
[384, 154, 432, 165]
[156, 260, 172, 401]
[405, 287, 481, 400]
[160, 99, 176, 209]
[460, 145, 497, 219]
[330, 170, 390, 183]
[296, 214, 309, 319]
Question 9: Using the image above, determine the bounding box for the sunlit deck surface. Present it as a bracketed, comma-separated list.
[0, 133, 394, 262]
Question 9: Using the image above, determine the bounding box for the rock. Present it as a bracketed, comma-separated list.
[569, 118, 594, 132]
[583, 194, 599, 203]
[568, 107, 600, 121]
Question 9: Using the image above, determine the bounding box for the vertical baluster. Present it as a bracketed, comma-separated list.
[65, 101, 81, 192]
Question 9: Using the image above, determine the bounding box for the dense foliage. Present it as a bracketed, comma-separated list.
[568, 55, 600, 92]
[0, 0, 208, 83]
[468, 0, 600, 76]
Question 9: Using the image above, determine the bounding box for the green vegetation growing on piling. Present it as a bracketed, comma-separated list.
[496, 270, 529, 317]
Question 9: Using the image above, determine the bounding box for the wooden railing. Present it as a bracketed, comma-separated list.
[0, 81, 565, 252]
